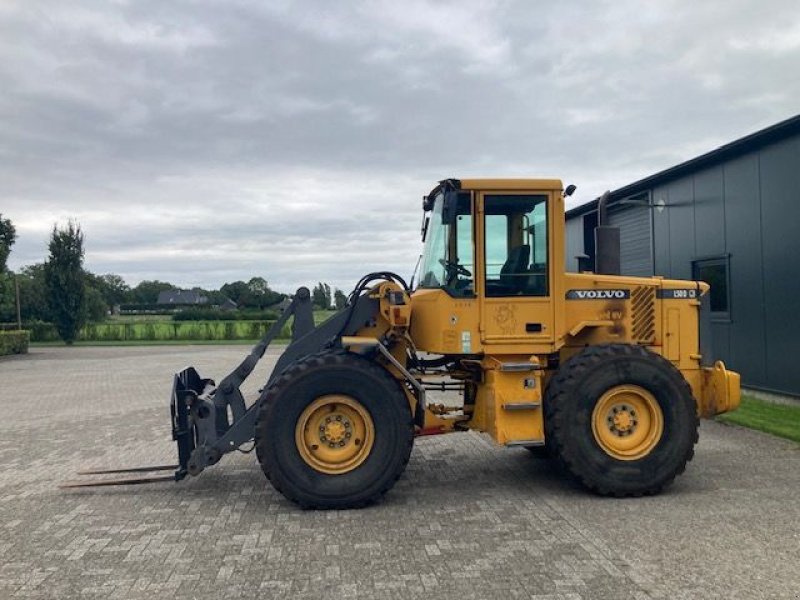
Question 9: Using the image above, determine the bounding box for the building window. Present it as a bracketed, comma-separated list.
[692, 257, 730, 319]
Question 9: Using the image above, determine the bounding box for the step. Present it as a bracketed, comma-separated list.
[501, 402, 541, 410]
[505, 439, 545, 447]
[499, 362, 538, 372]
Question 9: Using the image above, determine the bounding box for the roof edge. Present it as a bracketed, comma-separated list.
[566, 113, 800, 219]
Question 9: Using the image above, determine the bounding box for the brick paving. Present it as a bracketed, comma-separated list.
[1, 345, 798, 599]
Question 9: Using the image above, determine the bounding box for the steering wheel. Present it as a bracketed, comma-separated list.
[439, 258, 472, 278]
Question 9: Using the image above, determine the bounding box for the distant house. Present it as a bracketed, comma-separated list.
[219, 298, 237, 311]
[269, 297, 292, 312]
[157, 289, 208, 305]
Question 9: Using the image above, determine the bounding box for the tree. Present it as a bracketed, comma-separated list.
[220, 278, 284, 309]
[0, 215, 16, 321]
[81, 272, 131, 316]
[15, 264, 50, 322]
[131, 280, 174, 304]
[0, 213, 16, 273]
[312, 282, 332, 309]
[45, 221, 86, 344]
[99, 274, 131, 307]
[0, 272, 14, 322]
[220, 280, 250, 306]
[334, 289, 347, 310]
[191, 286, 226, 306]
[84, 285, 108, 321]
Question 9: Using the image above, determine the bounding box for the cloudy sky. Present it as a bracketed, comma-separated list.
[1, 0, 798, 293]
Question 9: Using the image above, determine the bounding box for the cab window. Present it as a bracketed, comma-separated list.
[417, 191, 474, 297]
[483, 194, 548, 297]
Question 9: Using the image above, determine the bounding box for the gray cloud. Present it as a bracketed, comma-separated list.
[1, 0, 799, 292]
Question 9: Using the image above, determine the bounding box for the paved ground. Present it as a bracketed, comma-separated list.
[1, 346, 798, 600]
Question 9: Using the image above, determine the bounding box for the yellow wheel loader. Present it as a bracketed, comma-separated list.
[63, 178, 740, 508]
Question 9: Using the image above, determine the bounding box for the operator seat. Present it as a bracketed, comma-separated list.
[499, 244, 530, 293]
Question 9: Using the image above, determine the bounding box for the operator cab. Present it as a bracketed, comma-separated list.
[417, 180, 550, 299]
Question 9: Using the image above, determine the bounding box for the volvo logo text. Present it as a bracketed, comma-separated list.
[566, 289, 630, 300]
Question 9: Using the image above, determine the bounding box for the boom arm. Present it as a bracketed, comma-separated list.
[171, 286, 381, 480]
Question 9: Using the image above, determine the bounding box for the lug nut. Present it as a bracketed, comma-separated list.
[329, 442, 335, 448]
[339, 441, 345, 447]
[335, 415, 342, 421]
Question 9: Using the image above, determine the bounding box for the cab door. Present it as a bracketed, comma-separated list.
[478, 191, 555, 347]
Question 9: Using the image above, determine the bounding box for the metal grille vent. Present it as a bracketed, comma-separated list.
[631, 286, 656, 344]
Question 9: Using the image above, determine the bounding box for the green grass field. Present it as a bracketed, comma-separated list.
[717, 394, 800, 444]
[313, 310, 337, 324]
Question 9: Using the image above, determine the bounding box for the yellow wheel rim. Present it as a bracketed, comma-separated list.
[295, 395, 374, 475]
[591, 385, 664, 461]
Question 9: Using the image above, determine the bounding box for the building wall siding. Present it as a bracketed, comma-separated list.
[723, 153, 766, 387]
[564, 216, 583, 273]
[607, 204, 653, 276]
[759, 136, 800, 394]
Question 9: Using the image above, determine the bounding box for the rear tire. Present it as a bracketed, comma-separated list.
[544, 344, 698, 496]
[254, 351, 414, 509]
[525, 445, 551, 459]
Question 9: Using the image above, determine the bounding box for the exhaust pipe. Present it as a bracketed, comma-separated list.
[594, 191, 621, 276]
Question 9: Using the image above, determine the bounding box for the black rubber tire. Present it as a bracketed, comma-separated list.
[525, 445, 551, 459]
[544, 344, 699, 497]
[254, 351, 414, 509]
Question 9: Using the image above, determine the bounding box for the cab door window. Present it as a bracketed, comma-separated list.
[483, 194, 548, 297]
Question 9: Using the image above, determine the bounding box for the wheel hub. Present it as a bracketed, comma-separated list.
[321, 418, 349, 444]
[609, 405, 637, 435]
[591, 385, 664, 461]
[296, 395, 374, 474]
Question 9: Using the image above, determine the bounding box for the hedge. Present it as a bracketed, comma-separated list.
[0, 330, 29, 355]
[26, 320, 288, 343]
[172, 308, 279, 321]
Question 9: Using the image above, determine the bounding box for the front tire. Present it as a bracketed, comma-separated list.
[255, 351, 414, 509]
[544, 344, 699, 496]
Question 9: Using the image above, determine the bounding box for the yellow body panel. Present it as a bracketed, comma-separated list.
[408, 289, 480, 354]
[458, 178, 564, 191]
[468, 356, 544, 445]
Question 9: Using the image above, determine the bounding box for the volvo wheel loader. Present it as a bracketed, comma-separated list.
[63, 178, 741, 508]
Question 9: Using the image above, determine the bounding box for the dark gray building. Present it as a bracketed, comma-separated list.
[566, 114, 800, 396]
